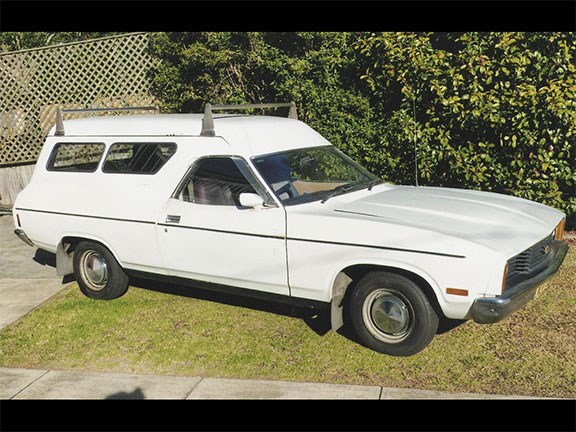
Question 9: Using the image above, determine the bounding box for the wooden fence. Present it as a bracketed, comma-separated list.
[0, 32, 159, 167]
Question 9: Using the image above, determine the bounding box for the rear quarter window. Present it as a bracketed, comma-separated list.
[47, 143, 105, 172]
[102, 142, 177, 174]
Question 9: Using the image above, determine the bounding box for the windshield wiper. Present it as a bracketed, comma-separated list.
[366, 179, 384, 190]
[321, 179, 384, 204]
[320, 183, 357, 204]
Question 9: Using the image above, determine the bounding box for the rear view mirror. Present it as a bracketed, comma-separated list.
[239, 193, 265, 209]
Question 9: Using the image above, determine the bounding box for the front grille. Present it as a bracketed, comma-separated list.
[505, 233, 555, 290]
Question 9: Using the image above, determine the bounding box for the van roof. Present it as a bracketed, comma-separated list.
[48, 114, 331, 156]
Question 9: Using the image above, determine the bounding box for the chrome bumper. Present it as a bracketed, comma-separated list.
[471, 240, 569, 324]
[14, 228, 35, 247]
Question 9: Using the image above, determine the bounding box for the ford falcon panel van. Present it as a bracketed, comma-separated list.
[13, 102, 569, 356]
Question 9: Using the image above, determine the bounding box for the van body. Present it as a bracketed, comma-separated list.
[13, 107, 568, 356]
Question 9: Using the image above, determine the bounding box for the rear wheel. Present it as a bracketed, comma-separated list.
[349, 272, 439, 356]
[73, 241, 129, 300]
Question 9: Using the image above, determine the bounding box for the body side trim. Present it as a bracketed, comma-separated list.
[15, 207, 465, 258]
[157, 222, 285, 240]
[287, 237, 466, 259]
[14, 207, 155, 226]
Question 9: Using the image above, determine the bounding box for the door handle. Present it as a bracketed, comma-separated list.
[165, 215, 181, 224]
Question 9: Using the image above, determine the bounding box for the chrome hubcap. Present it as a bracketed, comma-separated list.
[81, 251, 108, 291]
[363, 289, 413, 343]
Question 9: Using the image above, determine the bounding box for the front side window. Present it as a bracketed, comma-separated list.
[178, 157, 260, 206]
[103, 142, 177, 174]
[253, 145, 379, 205]
[47, 142, 105, 172]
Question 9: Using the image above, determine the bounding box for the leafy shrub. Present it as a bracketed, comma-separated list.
[149, 32, 576, 228]
[357, 32, 575, 226]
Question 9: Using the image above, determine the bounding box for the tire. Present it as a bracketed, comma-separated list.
[349, 272, 439, 356]
[73, 241, 129, 300]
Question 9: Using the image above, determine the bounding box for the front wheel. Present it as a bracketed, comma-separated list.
[73, 241, 129, 300]
[349, 272, 439, 356]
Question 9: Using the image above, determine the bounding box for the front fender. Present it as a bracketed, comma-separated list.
[327, 257, 444, 332]
[328, 256, 443, 300]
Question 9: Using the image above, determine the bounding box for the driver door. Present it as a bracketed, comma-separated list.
[156, 156, 289, 296]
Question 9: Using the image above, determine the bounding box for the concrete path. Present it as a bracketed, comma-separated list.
[1, 367, 532, 400]
[0, 214, 550, 400]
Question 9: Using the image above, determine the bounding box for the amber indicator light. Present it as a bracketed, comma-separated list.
[446, 288, 468, 296]
[501, 262, 509, 292]
[555, 219, 565, 241]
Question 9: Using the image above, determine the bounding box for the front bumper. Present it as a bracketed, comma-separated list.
[471, 240, 569, 324]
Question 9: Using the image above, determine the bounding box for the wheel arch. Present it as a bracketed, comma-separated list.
[56, 235, 121, 276]
[328, 262, 444, 332]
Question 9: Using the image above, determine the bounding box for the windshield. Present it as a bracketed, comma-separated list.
[252, 146, 379, 205]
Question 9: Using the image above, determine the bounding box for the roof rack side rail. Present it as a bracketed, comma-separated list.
[201, 101, 297, 137]
[55, 106, 160, 136]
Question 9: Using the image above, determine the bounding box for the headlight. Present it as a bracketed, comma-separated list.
[555, 219, 565, 241]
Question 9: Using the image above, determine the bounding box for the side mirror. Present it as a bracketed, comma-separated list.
[239, 193, 265, 210]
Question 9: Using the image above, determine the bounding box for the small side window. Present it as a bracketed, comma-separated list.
[47, 143, 105, 172]
[103, 142, 177, 174]
[179, 157, 258, 206]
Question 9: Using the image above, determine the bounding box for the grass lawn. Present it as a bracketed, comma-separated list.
[1, 246, 574, 398]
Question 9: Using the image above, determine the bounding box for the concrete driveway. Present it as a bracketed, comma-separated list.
[0, 213, 69, 330]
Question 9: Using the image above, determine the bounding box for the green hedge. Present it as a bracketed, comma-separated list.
[148, 32, 575, 227]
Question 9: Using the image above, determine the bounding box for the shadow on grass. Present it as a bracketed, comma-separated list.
[129, 276, 334, 337]
[437, 317, 466, 334]
[28, 248, 335, 337]
[31, 249, 464, 345]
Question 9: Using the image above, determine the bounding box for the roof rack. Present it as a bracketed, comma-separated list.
[201, 102, 298, 137]
[54, 106, 160, 136]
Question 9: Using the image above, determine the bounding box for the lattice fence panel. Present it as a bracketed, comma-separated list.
[0, 33, 160, 166]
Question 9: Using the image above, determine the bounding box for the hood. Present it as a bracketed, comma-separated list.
[332, 185, 563, 256]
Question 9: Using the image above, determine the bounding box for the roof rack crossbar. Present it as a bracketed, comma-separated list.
[55, 106, 160, 136]
[201, 101, 297, 137]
